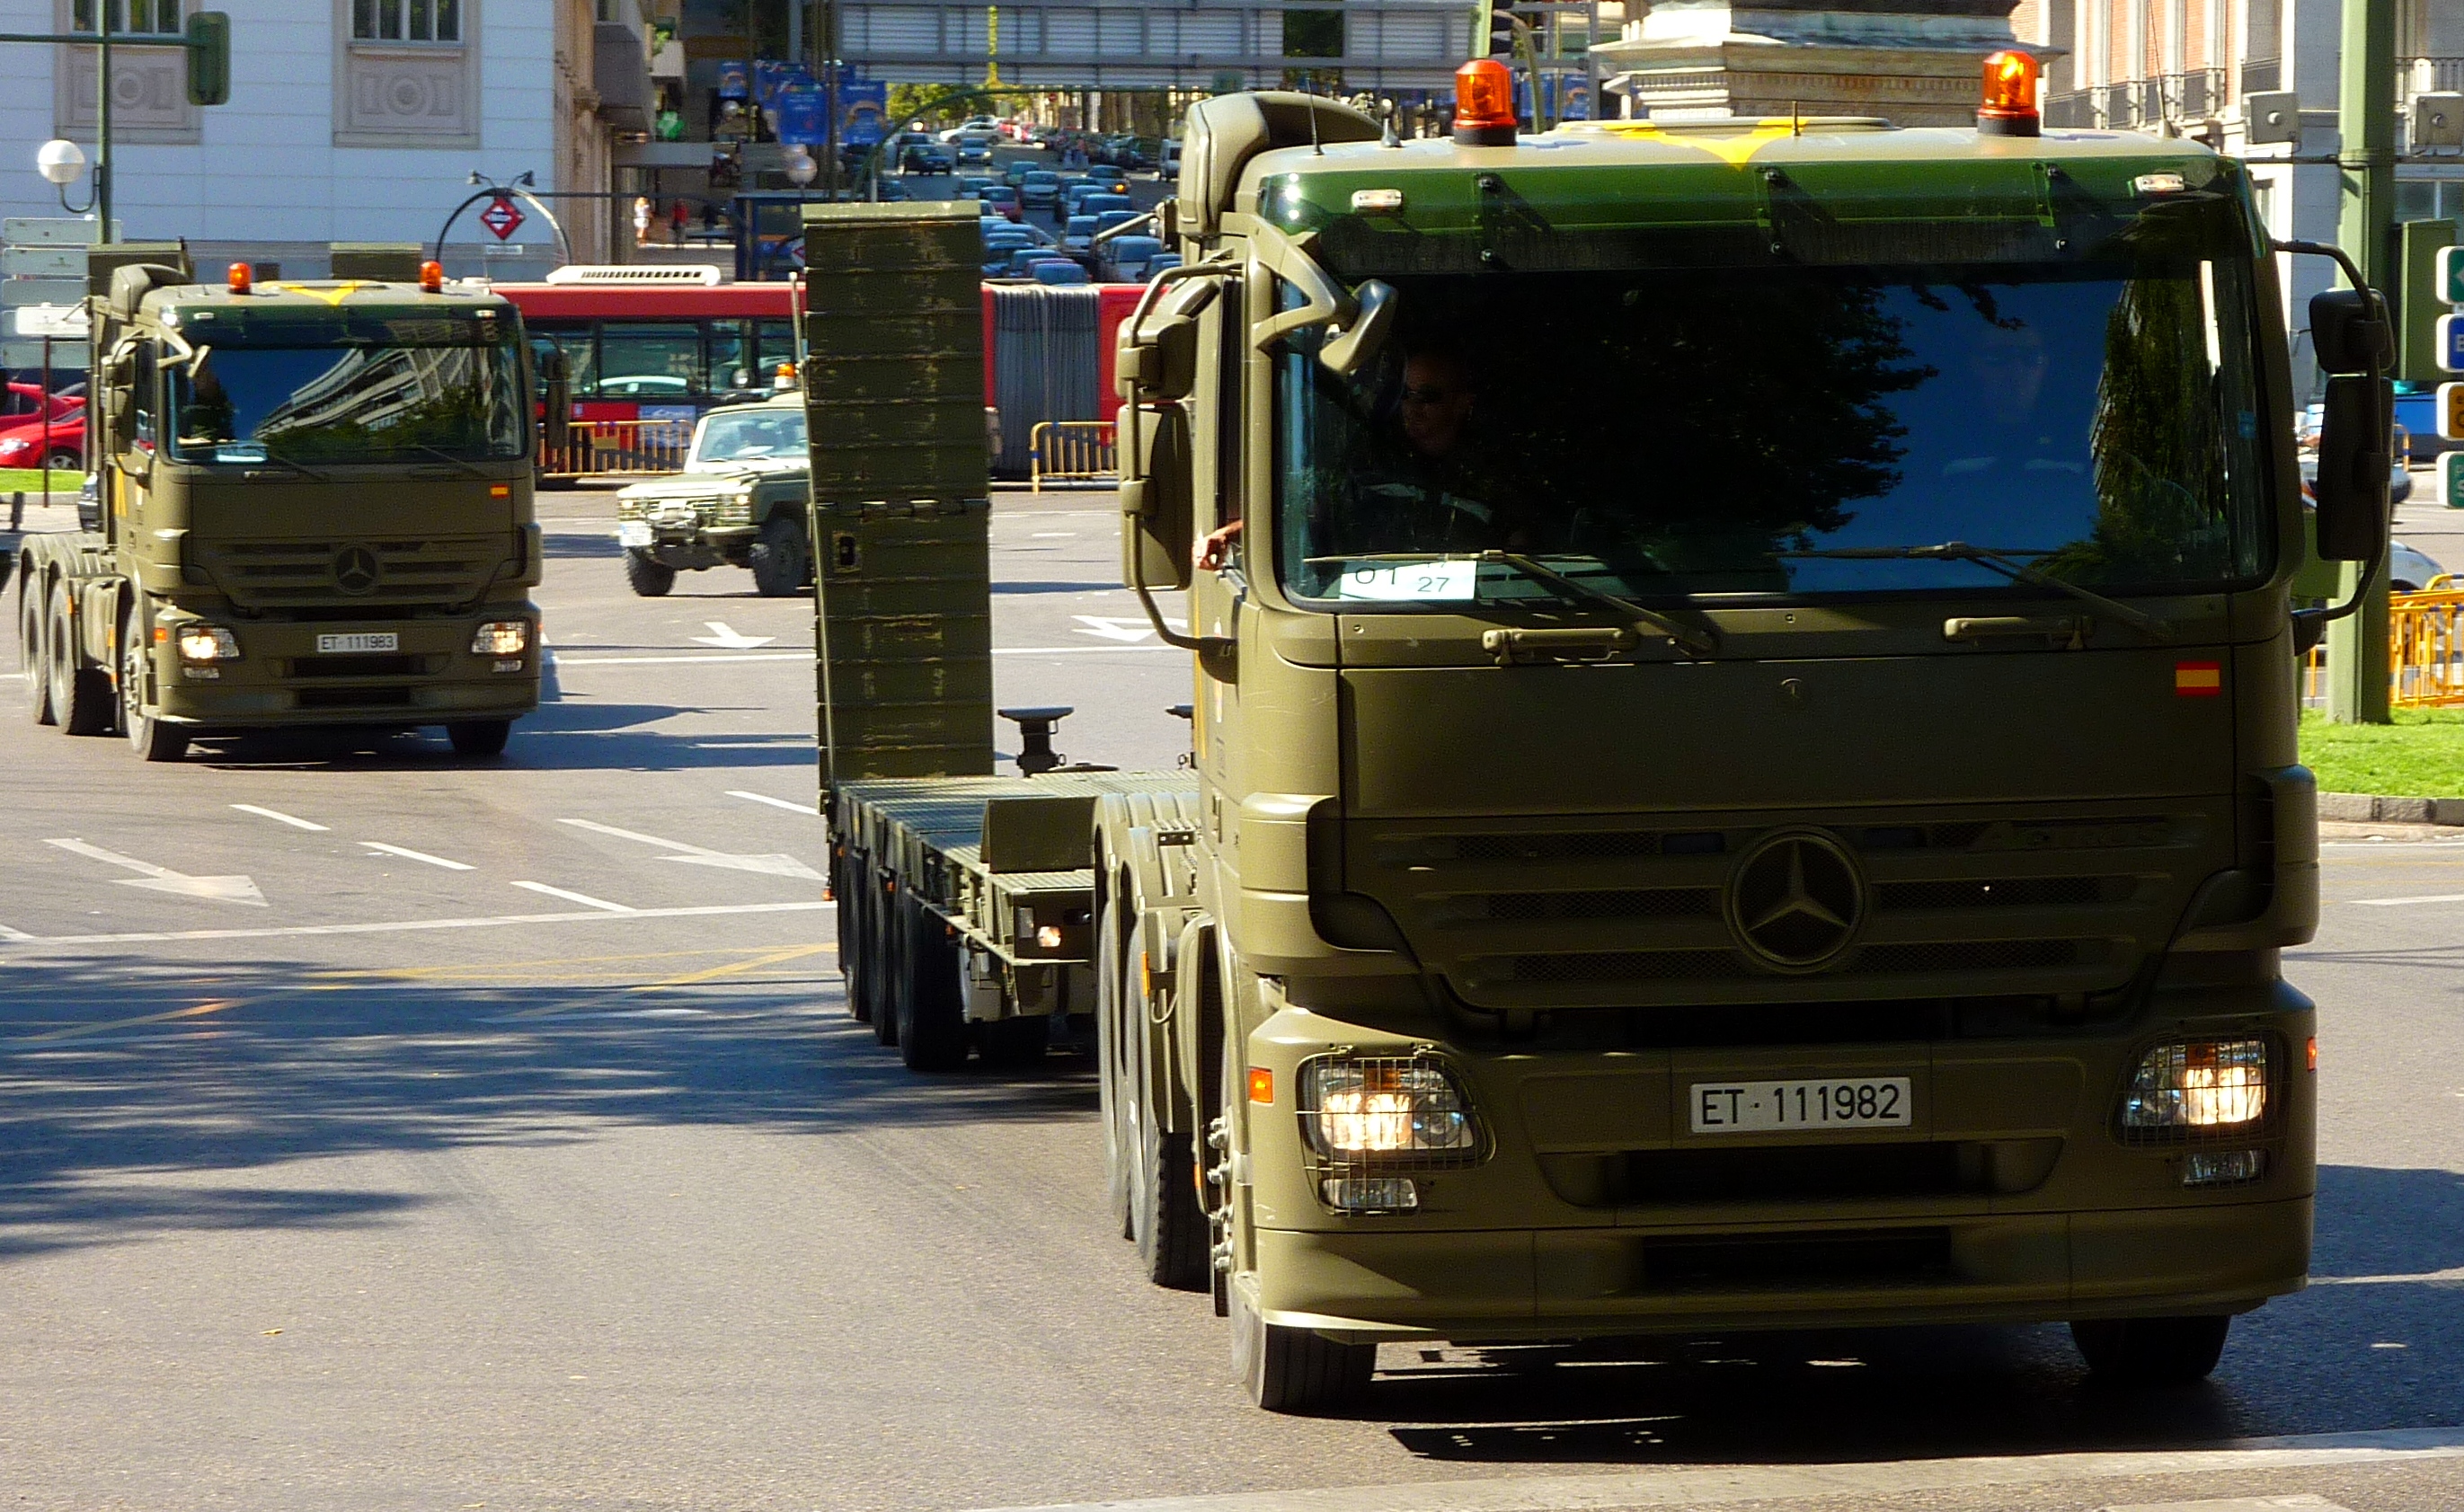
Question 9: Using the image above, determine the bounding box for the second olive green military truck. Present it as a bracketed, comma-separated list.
[15, 243, 543, 762]
[823, 67, 2391, 1413]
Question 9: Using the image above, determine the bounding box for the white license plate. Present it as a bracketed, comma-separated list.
[315, 632, 398, 655]
[616, 521, 654, 547]
[1689, 1077, 1913, 1134]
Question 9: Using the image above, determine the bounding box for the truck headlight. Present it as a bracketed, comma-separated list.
[176, 625, 240, 664]
[471, 621, 530, 657]
[1298, 1055, 1480, 1162]
[717, 490, 755, 524]
[2122, 1039, 2270, 1135]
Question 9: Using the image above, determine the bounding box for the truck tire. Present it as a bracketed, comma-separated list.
[22, 578, 54, 726]
[837, 851, 873, 1023]
[49, 579, 111, 736]
[893, 891, 968, 1070]
[448, 720, 512, 757]
[1130, 965, 1210, 1291]
[867, 871, 900, 1045]
[1232, 1276, 1375, 1414]
[120, 606, 188, 762]
[749, 514, 809, 597]
[2070, 1316, 2230, 1385]
[1096, 889, 1135, 1239]
[623, 548, 676, 597]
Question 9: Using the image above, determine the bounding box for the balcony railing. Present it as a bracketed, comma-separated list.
[2042, 67, 2226, 130]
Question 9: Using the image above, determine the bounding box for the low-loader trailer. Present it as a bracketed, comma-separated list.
[816, 57, 2392, 1411]
[16, 243, 543, 761]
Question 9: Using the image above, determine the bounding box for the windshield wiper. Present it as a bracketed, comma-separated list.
[1783, 542, 2176, 641]
[401, 443, 492, 479]
[1315, 551, 1720, 658]
[217, 447, 330, 482]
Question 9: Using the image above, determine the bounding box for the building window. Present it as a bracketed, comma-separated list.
[73, 0, 182, 33]
[353, 0, 461, 43]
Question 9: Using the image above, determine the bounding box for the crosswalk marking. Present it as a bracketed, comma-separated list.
[510, 880, 634, 913]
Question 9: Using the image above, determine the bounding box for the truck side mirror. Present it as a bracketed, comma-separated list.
[2310, 288, 2392, 375]
[1117, 278, 1216, 403]
[2313, 374, 2391, 562]
[1119, 401, 1192, 592]
[1318, 279, 1397, 377]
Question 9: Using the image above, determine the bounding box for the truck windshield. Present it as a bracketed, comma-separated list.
[1273, 259, 2272, 607]
[688, 407, 807, 470]
[168, 334, 527, 466]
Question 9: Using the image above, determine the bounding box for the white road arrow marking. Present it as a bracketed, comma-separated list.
[43, 838, 268, 906]
[726, 790, 818, 817]
[691, 621, 777, 650]
[558, 818, 824, 881]
[1071, 614, 1186, 642]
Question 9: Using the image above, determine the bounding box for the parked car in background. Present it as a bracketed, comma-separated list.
[1019, 171, 1061, 211]
[976, 183, 1023, 221]
[2391, 539, 2451, 593]
[0, 404, 84, 473]
[955, 133, 995, 166]
[901, 143, 954, 174]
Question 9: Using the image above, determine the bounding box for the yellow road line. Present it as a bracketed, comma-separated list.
[13, 997, 247, 1045]
[315, 945, 831, 983]
[500, 943, 836, 1021]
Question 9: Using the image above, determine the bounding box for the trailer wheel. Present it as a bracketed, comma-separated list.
[893, 892, 969, 1071]
[22, 576, 54, 726]
[868, 872, 900, 1045]
[979, 1012, 1050, 1067]
[623, 548, 676, 597]
[838, 851, 873, 1023]
[120, 606, 188, 762]
[748, 515, 809, 597]
[1096, 886, 1135, 1240]
[49, 579, 111, 736]
[2070, 1316, 2230, 1386]
[1232, 1276, 1375, 1414]
[1130, 960, 1209, 1291]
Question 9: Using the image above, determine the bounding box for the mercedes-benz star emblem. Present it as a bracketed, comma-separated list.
[1727, 831, 1865, 970]
[333, 546, 382, 597]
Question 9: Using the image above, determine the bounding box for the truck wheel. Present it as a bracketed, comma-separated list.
[1232, 1275, 1375, 1414]
[1130, 965, 1210, 1291]
[2070, 1316, 2230, 1385]
[893, 892, 968, 1070]
[120, 609, 188, 762]
[22, 579, 54, 726]
[624, 548, 676, 597]
[1096, 889, 1135, 1240]
[838, 851, 873, 1023]
[49, 580, 111, 736]
[979, 1012, 1050, 1067]
[448, 720, 512, 757]
[868, 872, 900, 1045]
[749, 515, 809, 597]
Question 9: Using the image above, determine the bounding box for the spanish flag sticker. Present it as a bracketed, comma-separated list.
[2175, 660, 2223, 697]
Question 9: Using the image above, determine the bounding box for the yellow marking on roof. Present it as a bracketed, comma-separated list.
[263, 281, 368, 305]
[1594, 119, 1805, 166]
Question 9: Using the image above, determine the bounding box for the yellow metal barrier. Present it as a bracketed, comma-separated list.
[538, 418, 694, 480]
[1028, 420, 1117, 491]
[2300, 585, 2464, 708]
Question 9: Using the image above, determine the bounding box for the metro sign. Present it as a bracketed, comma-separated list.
[479, 196, 526, 241]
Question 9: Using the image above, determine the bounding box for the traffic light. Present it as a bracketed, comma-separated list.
[185, 11, 230, 108]
[1473, 0, 1517, 59]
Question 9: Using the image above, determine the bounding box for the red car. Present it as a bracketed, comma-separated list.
[0, 385, 85, 472]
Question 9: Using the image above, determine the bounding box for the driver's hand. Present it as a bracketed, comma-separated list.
[1195, 519, 1244, 571]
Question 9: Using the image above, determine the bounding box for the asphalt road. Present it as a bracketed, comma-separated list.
[2, 490, 2461, 1512]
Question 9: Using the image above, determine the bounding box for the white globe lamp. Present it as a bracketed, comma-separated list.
[37, 138, 88, 187]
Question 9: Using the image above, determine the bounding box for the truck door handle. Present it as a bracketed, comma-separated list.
[1481, 626, 1638, 665]
[1943, 615, 2091, 648]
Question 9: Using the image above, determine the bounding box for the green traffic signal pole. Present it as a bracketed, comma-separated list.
[0, 13, 229, 247]
[2326, 0, 2397, 723]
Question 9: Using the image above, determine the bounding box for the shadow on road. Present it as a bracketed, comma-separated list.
[0, 951, 1095, 1263]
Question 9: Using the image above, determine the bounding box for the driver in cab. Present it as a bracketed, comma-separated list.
[1195, 344, 1527, 571]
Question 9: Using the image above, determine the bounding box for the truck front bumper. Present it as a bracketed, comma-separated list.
[621, 521, 756, 570]
[148, 610, 541, 729]
[1241, 978, 2316, 1341]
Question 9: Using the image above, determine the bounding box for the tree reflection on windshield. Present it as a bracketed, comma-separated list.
[1277, 259, 2269, 606]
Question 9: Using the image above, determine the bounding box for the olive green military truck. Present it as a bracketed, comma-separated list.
[614, 392, 815, 597]
[14, 243, 544, 762]
[825, 71, 2393, 1413]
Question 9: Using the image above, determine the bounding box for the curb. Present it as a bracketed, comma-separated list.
[2319, 791, 2464, 825]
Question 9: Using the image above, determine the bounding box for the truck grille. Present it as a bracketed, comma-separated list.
[1351, 802, 2220, 1011]
[193, 537, 504, 610]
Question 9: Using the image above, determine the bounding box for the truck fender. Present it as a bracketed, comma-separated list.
[1166, 913, 1221, 1141]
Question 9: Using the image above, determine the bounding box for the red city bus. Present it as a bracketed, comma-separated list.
[493, 267, 1148, 480]
[488, 268, 801, 477]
